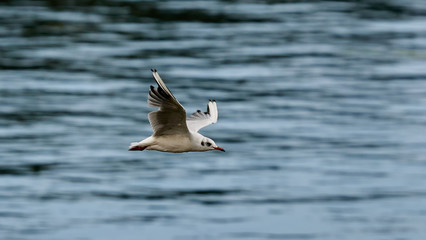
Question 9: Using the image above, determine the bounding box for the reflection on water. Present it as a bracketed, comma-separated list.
[1, 0, 426, 239]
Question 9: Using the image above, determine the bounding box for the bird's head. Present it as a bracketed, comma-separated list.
[201, 137, 225, 152]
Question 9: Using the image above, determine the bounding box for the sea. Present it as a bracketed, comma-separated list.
[1, 1, 426, 239]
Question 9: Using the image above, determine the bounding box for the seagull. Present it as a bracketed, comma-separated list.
[129, 69, 225, 153]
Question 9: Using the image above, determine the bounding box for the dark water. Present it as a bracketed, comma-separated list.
[1, 0, 426, 239]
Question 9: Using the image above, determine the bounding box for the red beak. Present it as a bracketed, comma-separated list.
[214, 146, 225, 152]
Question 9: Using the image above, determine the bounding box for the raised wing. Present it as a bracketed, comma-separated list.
[186, 100, 218, 133]
[148, 69, 190, 136]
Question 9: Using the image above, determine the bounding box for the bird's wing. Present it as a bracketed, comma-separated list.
[186, 100, 218, 133]
[147, 69, 190, 136]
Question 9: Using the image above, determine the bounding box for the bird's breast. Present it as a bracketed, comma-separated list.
[150, 134, 192, 153]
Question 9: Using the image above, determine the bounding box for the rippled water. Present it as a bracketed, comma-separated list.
[1, 0, 426, 239]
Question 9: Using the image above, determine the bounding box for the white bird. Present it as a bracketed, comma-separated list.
[129, 69, 225, 153]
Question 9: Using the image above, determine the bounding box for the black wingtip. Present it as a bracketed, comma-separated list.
[151, 69, 157, 72]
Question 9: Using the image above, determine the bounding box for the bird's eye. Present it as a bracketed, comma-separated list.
[206, 142, 211, 147]
[201, 141, 205, 146]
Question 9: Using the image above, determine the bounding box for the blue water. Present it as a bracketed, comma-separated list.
[1, 1, 426, 239]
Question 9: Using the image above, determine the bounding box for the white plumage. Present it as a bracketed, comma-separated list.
[129, 69, 224, 153]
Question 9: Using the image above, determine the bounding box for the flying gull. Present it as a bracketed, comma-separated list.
[129, 69, 225, 153]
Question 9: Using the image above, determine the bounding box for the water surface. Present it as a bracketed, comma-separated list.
[1, 1, 426, 239]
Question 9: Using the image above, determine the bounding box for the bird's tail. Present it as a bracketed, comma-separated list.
[128, 142, 146, 151]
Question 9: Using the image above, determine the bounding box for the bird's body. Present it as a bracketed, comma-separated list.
[129, 69, 224, 153]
